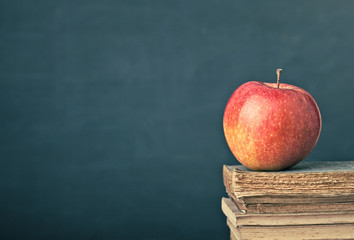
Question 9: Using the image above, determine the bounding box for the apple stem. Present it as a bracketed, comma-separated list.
[276, 69, 283, 89]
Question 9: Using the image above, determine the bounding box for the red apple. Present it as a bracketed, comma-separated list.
[223, 69, 321, 171]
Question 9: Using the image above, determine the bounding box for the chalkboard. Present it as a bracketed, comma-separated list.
[1, 0, 354, 239]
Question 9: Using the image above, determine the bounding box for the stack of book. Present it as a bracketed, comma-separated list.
[221, 161, 354, 240]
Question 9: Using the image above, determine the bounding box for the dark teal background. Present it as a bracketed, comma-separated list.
[1, 1, 354, 239]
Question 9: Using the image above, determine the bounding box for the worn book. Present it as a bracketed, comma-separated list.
[223, 161, 354, 213]
[230, 231, 239, 240]
[222, 197, 354, 226]
[227, 219, 354, 240]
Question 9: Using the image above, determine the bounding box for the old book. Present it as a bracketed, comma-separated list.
[233, 194, 354, 204]
[222, 197, 354, 226]
[223, 161, 354, 213]
[227, 219, 354, 240]
[224, 161, 354, 198]
[233, 199, 354, 214]
[230, 231, 240, 240]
